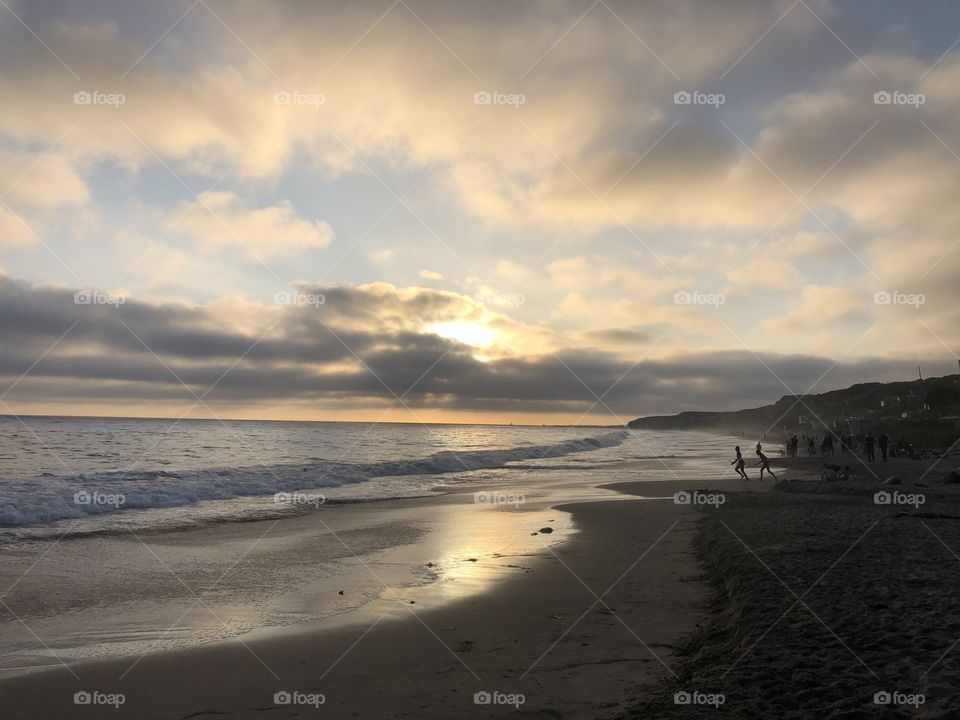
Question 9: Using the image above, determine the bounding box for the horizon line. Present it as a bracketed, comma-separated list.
[0, 412, 625, 429]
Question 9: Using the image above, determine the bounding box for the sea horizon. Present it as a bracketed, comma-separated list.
[0, 412, 624, 428]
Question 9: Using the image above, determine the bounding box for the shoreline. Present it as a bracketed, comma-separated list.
[0, 480, 581, 679]
[0, 473, 740, 719]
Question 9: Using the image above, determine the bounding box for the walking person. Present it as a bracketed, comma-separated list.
[731, 446, 749, 480]
[756, 447, 778, 480]
[864, 432, 876, 462]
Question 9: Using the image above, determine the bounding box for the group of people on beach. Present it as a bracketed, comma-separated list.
[731, 442, 777, 481]
[730, 426, 921, 481]
[784, 430, 904, 462]
[786, 433, 838, 458]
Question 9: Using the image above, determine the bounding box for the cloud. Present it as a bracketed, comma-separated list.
[1, 0, 960, 416]
[0, 150, 88, 211]
[0, 0, 828, 223]
[174, 192, 333, 261]
[727, 257, 804, 291]
[763, 284, 871, 333]
[569, 327, 653, 350]
[547, 255, 686, 297]
[1, 276, 951, 420]
[0, 208, 35, 248]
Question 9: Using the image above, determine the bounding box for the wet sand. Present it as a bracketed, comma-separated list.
[0, 476, 734, 719]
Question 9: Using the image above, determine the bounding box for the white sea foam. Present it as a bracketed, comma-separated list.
[0, 430, 629, 528]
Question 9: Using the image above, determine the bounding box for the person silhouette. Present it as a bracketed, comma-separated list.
[864, 432, 876, 462]
[756, 448, 778, 480]
[731, 446, 748, 480]
[878, 432, 889, 462]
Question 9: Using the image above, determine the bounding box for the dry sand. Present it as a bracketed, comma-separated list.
[621, 455, 960, 718]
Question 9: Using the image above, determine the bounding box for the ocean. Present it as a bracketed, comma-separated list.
[0, 417, 739, 675]
[0, 417, 734, 543]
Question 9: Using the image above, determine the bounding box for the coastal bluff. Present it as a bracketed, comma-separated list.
[628, 373, 960, 442]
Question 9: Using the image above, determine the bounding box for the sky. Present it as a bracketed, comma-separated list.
[1, 0, 960, 424]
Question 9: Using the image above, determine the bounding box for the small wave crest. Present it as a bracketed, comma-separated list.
[0, 430, 629, 528]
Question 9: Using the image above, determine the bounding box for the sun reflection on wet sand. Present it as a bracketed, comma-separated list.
[0, 465, 680, 675]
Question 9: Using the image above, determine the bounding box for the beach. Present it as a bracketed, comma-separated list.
[1, 468, 721, 719]
[0, 423, 732, 718]
[5, 438, 960, 718]
[625, 455, 960, 718]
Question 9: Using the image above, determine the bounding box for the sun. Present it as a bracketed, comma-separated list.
[427, 321, 496, 348]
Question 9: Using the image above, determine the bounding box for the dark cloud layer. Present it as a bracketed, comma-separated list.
[0, 277, 943, 419]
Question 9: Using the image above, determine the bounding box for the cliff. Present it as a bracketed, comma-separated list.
[628, 374, 960, 443]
